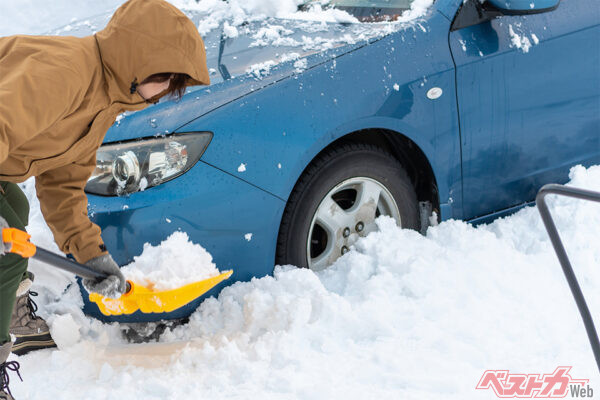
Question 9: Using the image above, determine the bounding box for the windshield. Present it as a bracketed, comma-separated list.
[328, 0, 413, 7]
[301, 0, 416, 21]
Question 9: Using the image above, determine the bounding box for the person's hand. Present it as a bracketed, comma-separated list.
[84, 253, 127, 299]
[0, 216, 9, 255]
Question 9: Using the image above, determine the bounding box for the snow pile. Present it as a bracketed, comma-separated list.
[7, 165, 600, 399]
[120, 231, 221, 291]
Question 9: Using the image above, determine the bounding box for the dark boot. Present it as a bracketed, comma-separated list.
[0, 342, 21, 400]
[9, 273, 56, 356]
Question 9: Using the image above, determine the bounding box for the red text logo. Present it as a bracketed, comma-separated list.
[476, 367, 592, 398]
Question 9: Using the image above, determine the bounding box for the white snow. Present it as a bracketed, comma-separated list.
[222, 21, 239, 38]
[49, 314, 81, 349]
[250, 25, 295, 47]
[114, 113, 125, 126]
[120, 231, 221, 291]
[237, 162, 247, 172]
[293, 58, 308, 72]
[279, 52, 301, 63]
[246, 60, 277, 78]
[244, 233, 253, 241]
[9, 165, 600, 399]
[509, 23, 533, 53]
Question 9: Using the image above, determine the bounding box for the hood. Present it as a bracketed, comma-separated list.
[51, 8, 403, 142]
[94, 0, 210, 107]
[197, 18, 393, 85]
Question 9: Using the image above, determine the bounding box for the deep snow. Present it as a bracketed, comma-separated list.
[7, 165, 600, 399]
[1, 1, 599, 399]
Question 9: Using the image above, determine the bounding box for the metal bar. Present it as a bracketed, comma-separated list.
[33, 247, 106, 281]
[536, 184, 600, 373]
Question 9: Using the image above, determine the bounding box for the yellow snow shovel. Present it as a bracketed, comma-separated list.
[2, 228, 233, 316]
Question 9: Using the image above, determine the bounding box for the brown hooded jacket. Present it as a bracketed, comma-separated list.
[0, 0, 210, 263]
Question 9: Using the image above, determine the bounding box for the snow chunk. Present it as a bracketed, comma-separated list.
[293, 58, 308, 73]
[120, 232, 221, 291]
[115, 113, 125, 127]
[280, 3, 358, 24]
[244, 233, 253, 241]
[509, 24, 532, 53]
[246, 60, 277, 78]
[238, 163, 247, 172]
[223, 21, 238, 38]
[251, 24, 295, 47]
[50, 314, 81, 349]
[279, 52, 301, 63]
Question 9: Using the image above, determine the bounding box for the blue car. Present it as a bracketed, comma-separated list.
[55, 0, 599, 322]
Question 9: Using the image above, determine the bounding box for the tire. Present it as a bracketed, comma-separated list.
[276, 142, 420, 270]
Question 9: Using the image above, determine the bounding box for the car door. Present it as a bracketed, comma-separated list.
[449, 0, 600, 219]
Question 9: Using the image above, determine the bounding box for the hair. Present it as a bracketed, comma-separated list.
[141, 72, 189, 100]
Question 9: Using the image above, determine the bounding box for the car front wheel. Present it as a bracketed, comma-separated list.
[276, 143, 420, 271]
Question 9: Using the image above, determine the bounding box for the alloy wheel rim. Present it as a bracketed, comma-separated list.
[306, 177, 401, 271]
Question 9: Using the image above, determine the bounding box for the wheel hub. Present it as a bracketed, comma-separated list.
[307, 177, 401, 271]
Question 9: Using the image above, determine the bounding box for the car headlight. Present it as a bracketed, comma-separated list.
[85, 132, 212, 196]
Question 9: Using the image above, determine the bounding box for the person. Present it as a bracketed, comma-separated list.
[0, 0, 210, 397]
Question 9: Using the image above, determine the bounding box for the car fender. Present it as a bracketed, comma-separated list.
[180, 10, 462, 219]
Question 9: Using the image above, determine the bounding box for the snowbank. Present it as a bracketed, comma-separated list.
[8, 165, 600, 399]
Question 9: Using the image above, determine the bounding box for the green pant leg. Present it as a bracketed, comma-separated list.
[0, 182, 30, 345]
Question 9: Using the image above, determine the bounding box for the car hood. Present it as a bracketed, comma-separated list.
[49, 11, 397, 143]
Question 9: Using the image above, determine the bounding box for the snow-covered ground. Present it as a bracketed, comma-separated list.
[2, 1, 599, 399]
[11, 165, 600, 399]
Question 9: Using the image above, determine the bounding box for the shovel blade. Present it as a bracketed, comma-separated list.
[89, 270, 233, 316]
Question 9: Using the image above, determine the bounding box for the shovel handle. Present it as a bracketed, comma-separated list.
[2, 228, 131, 292]
[33, 246, 107, 281]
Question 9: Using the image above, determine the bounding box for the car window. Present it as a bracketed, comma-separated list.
[300, 0, 417, 22]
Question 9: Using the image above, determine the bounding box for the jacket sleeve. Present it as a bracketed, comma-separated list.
[35, 150, 107, 263]
[0, 57, 82, 165]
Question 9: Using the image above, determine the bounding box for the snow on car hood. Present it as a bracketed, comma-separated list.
[49, 4, 432, 143]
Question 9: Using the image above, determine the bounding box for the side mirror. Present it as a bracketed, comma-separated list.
[487, 0, 560, 14]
